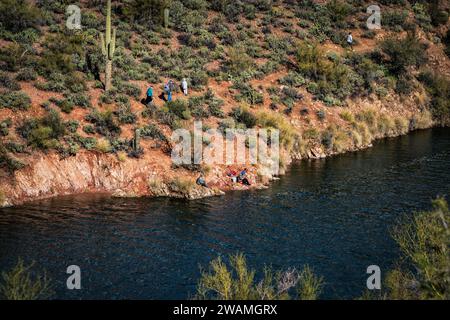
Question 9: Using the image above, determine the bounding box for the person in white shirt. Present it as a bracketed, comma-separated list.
[347, 32, 354, 50]
[181, 78, 188, 96]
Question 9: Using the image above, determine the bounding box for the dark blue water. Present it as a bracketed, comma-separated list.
[0, 128, 449, 300]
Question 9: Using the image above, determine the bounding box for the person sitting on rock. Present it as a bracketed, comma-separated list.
[226, 168, 238, 183]
[236, 168, 251, 186]
[196, 175, 208, 188]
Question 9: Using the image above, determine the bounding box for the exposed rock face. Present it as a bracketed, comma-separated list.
[0, 151, 228, 207]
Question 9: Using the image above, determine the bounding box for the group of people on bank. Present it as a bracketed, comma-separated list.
[145, 78, 188, 105]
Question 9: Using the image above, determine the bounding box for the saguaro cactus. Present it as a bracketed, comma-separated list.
[133, 128, 141, 153]
[163, 8, 170, 29]
[100, 0, 116, 91]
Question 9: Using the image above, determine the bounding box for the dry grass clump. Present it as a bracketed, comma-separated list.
[0, 190, 5, 206]
[394, 117, 409, 135]
[117, 151, 127, 162]
[256, 110, 298, 150]
[377, 114, 396, 137]
[95, 138, 112, 153]
[169, 177, 195, 194]
[413, 109, 433, 129]
[148, 178, 165, 194]
[339, 110, 355, 123]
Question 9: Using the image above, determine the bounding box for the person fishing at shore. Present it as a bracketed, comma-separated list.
[226, 168, 238, 184]
[196, 175, 208, 188]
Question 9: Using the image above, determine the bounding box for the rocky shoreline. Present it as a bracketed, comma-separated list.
[1, 121, 442, 208]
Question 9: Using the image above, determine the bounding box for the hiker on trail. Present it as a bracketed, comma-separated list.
[347, 32, 354, 50]
[164, 83, 172, 102]
[181, 78, 188, 96]
[169, 79, 176, 92]
[145, 86, 153, 105]
[196, 175, 208, 188]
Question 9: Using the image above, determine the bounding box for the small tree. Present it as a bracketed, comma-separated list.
[370, 198, 450, 300]
[0, 258, 53, 300]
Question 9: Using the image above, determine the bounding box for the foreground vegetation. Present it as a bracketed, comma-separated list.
[0, 259, 53, 300]
[195, 253, 323, 300]
[378, 197, 449, 300]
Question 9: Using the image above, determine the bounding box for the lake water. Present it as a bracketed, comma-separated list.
[0, 128, 449, 299]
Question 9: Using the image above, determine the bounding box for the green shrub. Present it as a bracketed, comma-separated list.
[115, 104, 137, 124]
[66, 120, 79, 134]
[18, 110, 65, 150]
[0, 91, 31, 111]
[140, 124, 168, 142]
[76, 136, 97, 150]
[85, 109, 121, 138]
[230, 105, 257, 128]
[0, 118, 12, 136]
[155, 108, 182, 130]
[166, 100, 191, 120]
[124, 0, 170, 29]
[0, 72, 21, 91]
[383, 10, 408, 30]
[49, 98, 75, 114]
[381, 33, 427, 75]
[419, 70, 450, 123]
[223, 46, 256, 76]
[381, 198, 450, 300]
[0, 143, 26, 173]
[0, 0, 43, 33]
[256, 110, 298, 149]
[0, 43, 31, 72]
[39, 33, 87, 77]
[196, 252, 323, 300]
[296, 42, 356, 102]
[16, 68, 38, 82]
[232, 83, 263, 105]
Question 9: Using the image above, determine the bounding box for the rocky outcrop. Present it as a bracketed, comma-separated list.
[0, 151, 211, 207]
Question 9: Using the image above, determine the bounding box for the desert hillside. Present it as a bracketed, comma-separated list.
[1, 0, 450, 206]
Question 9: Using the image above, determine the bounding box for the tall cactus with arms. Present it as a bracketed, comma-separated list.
[100, 0, 116, 91]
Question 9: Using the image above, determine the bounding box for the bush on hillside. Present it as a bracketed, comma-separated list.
[0, 0, 43, 33]
[381, 33, 427, 75]
[418, 71, 450, 123]
[85, 110, 121, 138]
[0, 91, 31, 111]
[230, 105, 257, 128]
[17, 109, 66, 150]
[124, 0, 171, 29]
